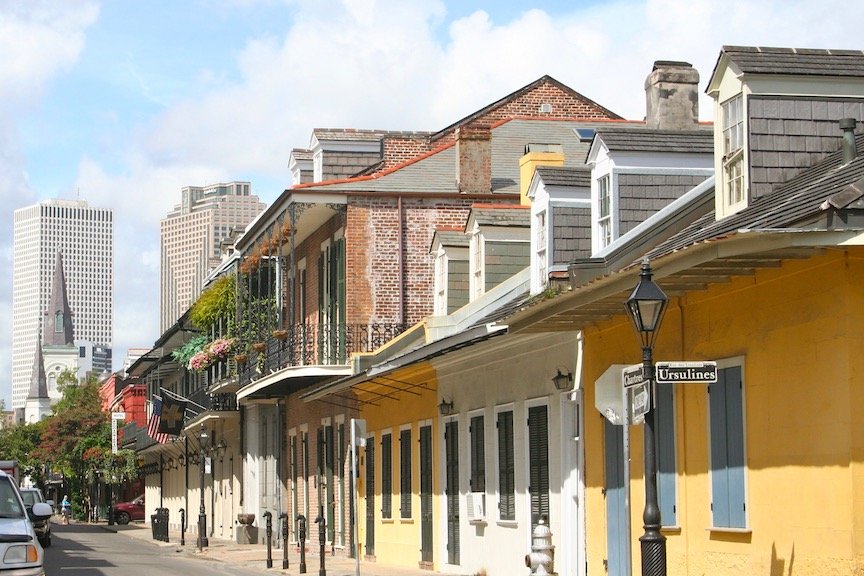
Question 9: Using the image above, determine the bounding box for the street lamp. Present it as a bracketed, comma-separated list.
[625, 258, 668, 576]
[198, 424, 209, 550]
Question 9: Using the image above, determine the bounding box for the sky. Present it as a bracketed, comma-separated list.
[2, 0, 863, 408]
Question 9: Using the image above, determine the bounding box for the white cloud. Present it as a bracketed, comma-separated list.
[4, 0, 864, 406]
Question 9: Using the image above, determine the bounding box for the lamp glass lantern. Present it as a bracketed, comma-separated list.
[625, 259, 668, 350]
[552, 369, 573, 391]
[438, 398, 454, 416]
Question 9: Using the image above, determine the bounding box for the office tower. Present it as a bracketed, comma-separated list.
[160, 182, 265, 332]
[12, 199, 114, 409]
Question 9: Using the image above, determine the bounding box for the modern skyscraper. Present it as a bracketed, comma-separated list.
[12, 199, 114, 409]
[160, 181, 265, 332]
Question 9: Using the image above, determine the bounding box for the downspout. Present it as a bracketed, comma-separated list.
[398, 196, 405, 325]
[184, 436, 189, 526]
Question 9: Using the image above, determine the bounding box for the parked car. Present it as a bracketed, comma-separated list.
[111, 495, 145, 524]
[18, 487, 51, 547]
[0, 469, 52, 575]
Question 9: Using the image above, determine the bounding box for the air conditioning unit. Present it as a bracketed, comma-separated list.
[466, 492, 486, 521]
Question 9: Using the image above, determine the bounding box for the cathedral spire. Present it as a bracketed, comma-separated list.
[27, 333, 49, 400]
[44, 251, 74, 346]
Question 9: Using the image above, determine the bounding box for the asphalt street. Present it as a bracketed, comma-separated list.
[44, 522, 266, 576]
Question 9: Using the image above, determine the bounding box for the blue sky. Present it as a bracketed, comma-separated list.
[2, 0, 863, 407]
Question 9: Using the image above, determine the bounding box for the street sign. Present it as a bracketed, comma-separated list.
[111, 412, 126, 454]
[622, 364, 645, 388]
[655, 361, 717, 384]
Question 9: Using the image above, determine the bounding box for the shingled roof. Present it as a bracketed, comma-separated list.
[717, 46, 864, 78]
[535, 166, 591, 188]
[593, 127, 714, 154]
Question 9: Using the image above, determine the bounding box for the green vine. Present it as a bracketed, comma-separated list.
[190, 275, 236, 333]
[171, 334, 209, 366]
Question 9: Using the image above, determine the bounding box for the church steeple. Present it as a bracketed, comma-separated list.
[44, 251, 74, 346]
[27, 332, 49, 400]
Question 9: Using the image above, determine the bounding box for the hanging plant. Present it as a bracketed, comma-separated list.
[171, 334, 209, 367]
[190, 275, 236, 333]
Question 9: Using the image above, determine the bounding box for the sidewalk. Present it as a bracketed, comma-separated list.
[98, 521, 437, 576]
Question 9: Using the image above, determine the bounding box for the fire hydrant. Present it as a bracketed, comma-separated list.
[525, 515, 555, 575]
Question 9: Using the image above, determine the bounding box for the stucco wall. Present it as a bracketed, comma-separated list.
[582, 249, 864, 575]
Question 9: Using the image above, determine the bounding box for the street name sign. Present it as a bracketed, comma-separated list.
[655, 361, 717, 384]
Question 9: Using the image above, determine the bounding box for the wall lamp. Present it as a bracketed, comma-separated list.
[438, 398, 455, 416]
[215, 440, 228, 460]
[552, 369, 573, 391]
[178, 454, 186, 468]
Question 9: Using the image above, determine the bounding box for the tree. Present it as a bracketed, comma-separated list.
[34, 370, 111, 515]
[0, 421, 44, 488]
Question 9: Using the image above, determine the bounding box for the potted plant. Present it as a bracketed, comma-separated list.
[272, 329, 288, 341]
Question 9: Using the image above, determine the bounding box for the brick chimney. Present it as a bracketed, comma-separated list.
[456, 125, 492, 193]
[644, 61, 700, 130]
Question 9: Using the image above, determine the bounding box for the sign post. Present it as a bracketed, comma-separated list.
[111, 412, 126, 454]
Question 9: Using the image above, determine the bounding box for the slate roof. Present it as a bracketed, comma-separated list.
[719, 46, 864, 78]
[295, 119, 639, 195]
[645, 134, 864, 260]
[594, 127, 714, 154]
[535, 166, 591, 187]
[431, 228, 469, 249]
[290, 148, 313, 161]
[469, 205, 530, 227]
[311, 128, 430, 142]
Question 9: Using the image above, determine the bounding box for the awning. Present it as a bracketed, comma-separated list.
[236, 364, 352, 402]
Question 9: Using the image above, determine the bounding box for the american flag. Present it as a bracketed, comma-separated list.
[147, 396, 170, 444]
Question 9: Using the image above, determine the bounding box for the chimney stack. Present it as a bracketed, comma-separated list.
[840, 118, 858, 164]
[645, 61, 700, 130]
[456, 125, 492, 193]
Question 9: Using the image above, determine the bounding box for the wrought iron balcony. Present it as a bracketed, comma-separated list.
[232, 322, 406, 387]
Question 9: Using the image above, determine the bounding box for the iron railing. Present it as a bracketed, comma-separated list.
[227, 322, 406, 388]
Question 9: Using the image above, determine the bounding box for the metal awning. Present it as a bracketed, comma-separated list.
[236, 364, 352, 402]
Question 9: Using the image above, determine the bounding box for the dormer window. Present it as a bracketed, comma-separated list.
[535, 210, 547, 288]
[470, 228, 484, 300]
[722, 94, 745, 210]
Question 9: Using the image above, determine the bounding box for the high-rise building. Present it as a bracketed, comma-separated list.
[160, 181, 265, 332]
[11, 199, 114, 409]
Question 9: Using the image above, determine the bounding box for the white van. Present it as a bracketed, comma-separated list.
[0, 470, 53, 575]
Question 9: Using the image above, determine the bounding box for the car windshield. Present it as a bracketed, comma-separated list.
[0, 478, 24, 518]
[19, 491, 40, 506]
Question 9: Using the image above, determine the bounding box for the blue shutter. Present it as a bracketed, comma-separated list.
[655, 382, 676, 526]
[604, 420, 628, 576]
[709, 365, 746, 528]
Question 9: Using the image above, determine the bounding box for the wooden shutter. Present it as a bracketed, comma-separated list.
[400, 428, 412, 518]
[656, 382, 677, 526]
[528, 405, 549, 528]
[709, 365, 746, 528]
[497, 410, 515, 521]
[469, 415, 485, 492]
[381, 433, 392, 518]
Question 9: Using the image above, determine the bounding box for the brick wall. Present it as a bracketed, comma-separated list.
[346, 197, 476, 326]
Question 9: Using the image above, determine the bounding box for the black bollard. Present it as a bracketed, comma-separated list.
[264, 511, 273, 569]
[179, 508, 186, 546]
[315, 506, 326, 576]
[279, 512, 289, 569]
[298, 514, 307, 574]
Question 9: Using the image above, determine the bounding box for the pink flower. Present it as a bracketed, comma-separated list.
[189, 350, 214, 371]
[208, 337, 237, 360]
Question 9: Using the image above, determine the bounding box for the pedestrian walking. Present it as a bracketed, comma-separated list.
[61, 495, 71, 524]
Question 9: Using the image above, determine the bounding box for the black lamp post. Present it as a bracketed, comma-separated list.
[197, 424, 209, 550]
[625, 258, 668, 576]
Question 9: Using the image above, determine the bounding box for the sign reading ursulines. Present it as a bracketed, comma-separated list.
[655, 361, 717, 384]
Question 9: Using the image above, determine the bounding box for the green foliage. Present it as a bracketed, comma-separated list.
[190, 274, 236, 333]
[171, 334, 209, 367]
[0, 422, 44, 489]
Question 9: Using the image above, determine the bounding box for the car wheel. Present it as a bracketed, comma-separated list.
[116, 512, 131, 525]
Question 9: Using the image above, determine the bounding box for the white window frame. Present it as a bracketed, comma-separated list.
[597, 174, 612, 249]
[721, 94, 746, 212]
[470, 227, 484, 300]
[536, 210, 547, 289]
[434, 247, 447, 316]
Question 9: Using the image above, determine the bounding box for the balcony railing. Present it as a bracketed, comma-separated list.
[226, 322, 406, 388]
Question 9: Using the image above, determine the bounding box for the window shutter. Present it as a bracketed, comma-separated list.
[469, 415, 485, 492]
[381, 433, 392, 518]
[497, 411, 515, 521]
[528, 405, 549, 528]
[710, 366, 746, 528]
[656, 382, 677, 526]
[400, 429, 412, 518]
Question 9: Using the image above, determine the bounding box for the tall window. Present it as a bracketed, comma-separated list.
[497, 409, 515, 521]
[535, 211, 547, 287]
[709, 364, 746, 529]
[434, 250, 447, 316]
[469, 414, 485, 492]
[381, 432, 392, 519]
[399, 428, 412, 519]
[597, 175, 612, 248]
[722, 94, 745, 209]
[470, 229, 483, 300]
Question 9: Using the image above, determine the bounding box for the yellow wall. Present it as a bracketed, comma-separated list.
[583, 249, 864, 575]
[356, 362, 440, 568]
